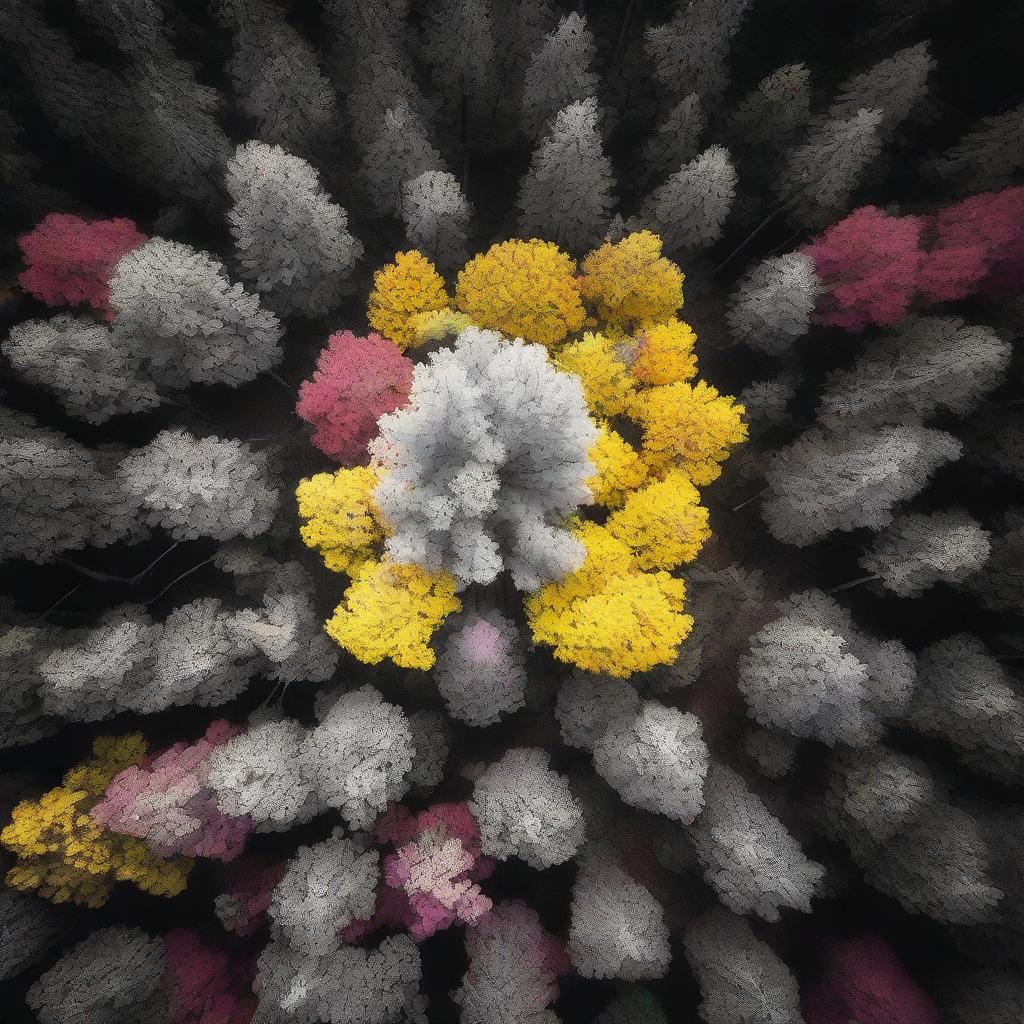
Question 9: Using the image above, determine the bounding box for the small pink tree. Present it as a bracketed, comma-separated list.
[296, 330, 413, 463]
[344, 802, 494, 942]
[215, 856, 287, 937]
[803, 936, 940, 1024]
[91, 721, 251, 862]
[803, 206, 926, 332]
[18, 212, 148, 320]
[164, 928, 257, 1024]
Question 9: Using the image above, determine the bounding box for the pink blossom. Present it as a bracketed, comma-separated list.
[296, 330, 413, 463]
[164, 928, 257, 1024]
[803, 936, 940, 1024]
[804, 207, 926, 332]
[215, 857, 287, 938]
[345, 802, 494, 942]
[91, 721, 251, 862]
[17, 212, 147, 320]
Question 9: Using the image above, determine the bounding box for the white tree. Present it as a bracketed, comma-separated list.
[555, 672, 641, 750]
[684, 907, 803, 1024]
[108, 237, 283, 387]
[828, 42, 935, 132]
[517, 97, 616, 253]
[727, 252, 820, 353]
[520, 12, 599, 137]
[967, 509, 1024, 613]
[819, 316, 1011, 425]
[762, 423, 962, 545]
[226, 141, 363, 317]
[723, 64, 811, 152]
[401, 170, 473, 272]
[927, 101, 1024, 191]
[470, 746, 584, 868]
[568, 849, 671, 980]
[371, 328, 597, 590]
[0, 891, 65, 982]
[641, 146, 737, 253]
[406, 709, 451, 793]
[691, 764, 824, 921]
[640, 94, 705, 183]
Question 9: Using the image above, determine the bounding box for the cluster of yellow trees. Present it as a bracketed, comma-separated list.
[297, 232, 746, 676]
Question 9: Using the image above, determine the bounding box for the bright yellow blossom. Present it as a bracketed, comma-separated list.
[368, 251, 450, 350]
[296, 467, 384, 576]
[587, 425, 649, 508]
[554, 332, 636, 417]
[631, 318, 698, 386]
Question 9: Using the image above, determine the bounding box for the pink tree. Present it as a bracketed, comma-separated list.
[803, 936, 940, 1024]
[344, 802, 494, 942]
[91, 721, 251, 862]
[18, 212, 148, 320]
[296, 330, 413, 463]
[164, 928, 257, 1024]
[215, 857, 287, 937]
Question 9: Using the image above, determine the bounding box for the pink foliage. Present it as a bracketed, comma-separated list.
[91, 721, 251, 862]
[806, 187, 1024, 332]
[345, 802, 494, 942]
[296, 330, 413, 463]
[803, 207, 926, 332]
[215, 857, 287, 938]
[164, 929, 257, 1024]
[460, 616, 510, 664]
[803, 936, 940, 1024]
[17, 212, 147, 320]
[468, 900, 571, 985]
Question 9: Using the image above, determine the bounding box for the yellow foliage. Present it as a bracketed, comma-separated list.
[325, 558, 461, 670]
[587, 425, 649, 508]
[577, 231, 684, 327]
[297, 467, 384, 576]
[1, 735, 192, 907]
[631, 380, 747, 485]
[631, 318, 698, 386]
[407, 307, 473, 345]
[525, 522, 693, 676]
[606, 471, 710, 570]
[367, 251, 450, 350]
[454, 239, 585, 347]
[554, 332, 636, 417]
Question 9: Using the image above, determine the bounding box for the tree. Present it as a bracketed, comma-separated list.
[860, 509, 991, 597]
[371, 328, 597, 590]
[727, 252, 820, 352]
[163, 928, 257, 1024]
[225, 141, 363, 318]
[434, 610, 528, 726]
[108, 238, 283, 387]
[684, 908, 803, 1024]
[367, 250, 452, 350]
[762, 424, 962, 545]
[641, 146, 737, 253]
[0, 891, 65, 982]
[591, 700, 709, 822]
[819, 316, 1011, 422]
[641, 94, 705, 183]
[117, 430, 279, 541]
[517, 97, 616, 253]
[691, 764, 824, 921]
[777, 110, 884, 228]
[296, 331, 413, 464]
[555, 672, 641, 750]
[723, 64, 811, 153]
[470, 747, 584, 868]
[401, 171, 473, 272]
[4, 316, 161, 423]
[927, 101, 1024, 192]
[568, 849, 671, 980]
[828, 43, 935, 133]
[520, 12, 599, 137]
[967, 509, 1024, 613]
[17, 213, 147, 320]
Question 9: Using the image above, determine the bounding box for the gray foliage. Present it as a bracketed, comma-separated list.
[401, 170, 473, 272]
[641, 94, 705, 182]
[723, 64, 811, 152]
[727, 252, 820, 353]
[927, 101, 1024, 191]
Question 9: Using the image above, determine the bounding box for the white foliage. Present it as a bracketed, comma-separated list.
[4, 315, 161, 423]
[26, 926, 167, 1024]
[928, 101, 1024, 191]
[762, 423, 962, 545]
[371, 327, 597, 590]
[738, 376, 798, 434]
[555, 672, 640, 750]
[828, 42, 935, 130]
[944, 969, 1024, 1024]
[820, 316, 1011, 424]
[727, 252, 820, 353]
[520, 12, 599, 137]
[967, 509, 1024, 613]
[724, 64, 811, 151]
[109, 237, 283, 386]
[226, 141, 363, 317]
[470, 746, 584, 868]
[860, 508, 991, 597]
[691, 765, 824, 921]
[401, 170, 472, 271]
[0, 890, 64, 981]
[684, 907, 803, 1024]
[434, 610, 528, 726]
[641, 94, 705, 181]
[117, 429, 279, 541]
[517, 96, 616, 253]
[306, 685, 413, 830]
[270, 829, 380, 956]
[591, 701, 709, 823]
[568, 849, 671, 980]
[642, 146, 736, 253]
[742, 727, 798, 780]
